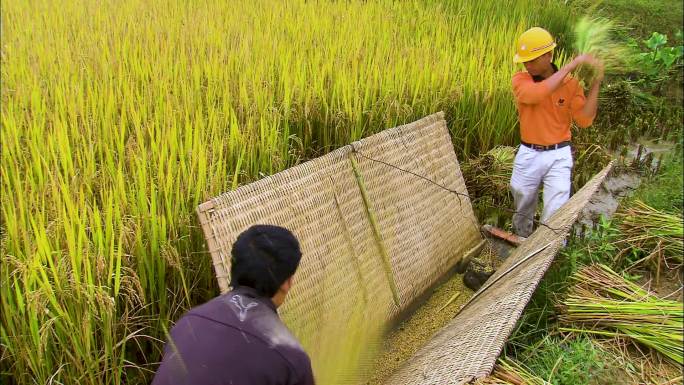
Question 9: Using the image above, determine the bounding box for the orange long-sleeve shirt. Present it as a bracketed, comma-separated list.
[512, 71, 594, 146]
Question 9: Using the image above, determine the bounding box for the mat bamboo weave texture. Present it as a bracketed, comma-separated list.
[197, 112, 481, 354]
[384, 161, 614, 385]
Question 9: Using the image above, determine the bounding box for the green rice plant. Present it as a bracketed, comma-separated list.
[630, 153, 684, 214]
[507, 335, 630, 385]
[634, 31, 684, 83]
[572, 16, 632, 84]
[616, 200, 683, 265]
[558, 264, 683, 365]
[571, 141, 613, 190]
[1, 0, 575, 383]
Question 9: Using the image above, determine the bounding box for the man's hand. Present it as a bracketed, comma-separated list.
[577, 54, 604, 119]
[572, 53, 605, 84]
[572, 53, 600, 67]
[592, 59, 605, 84]
[518, 53, 605, 103]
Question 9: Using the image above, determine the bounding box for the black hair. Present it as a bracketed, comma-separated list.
[230, 224, 302, 297]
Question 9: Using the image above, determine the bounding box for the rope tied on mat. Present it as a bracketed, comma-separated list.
[351, 148, 564, 235]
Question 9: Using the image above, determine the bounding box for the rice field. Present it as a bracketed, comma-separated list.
[1, 0, 575, 383]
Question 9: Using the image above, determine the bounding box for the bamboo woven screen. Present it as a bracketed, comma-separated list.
[384, 162, 614, 385]
[197, 111, 481, 354]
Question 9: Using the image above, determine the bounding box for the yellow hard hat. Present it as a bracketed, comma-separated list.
[513, 27, 556, 63]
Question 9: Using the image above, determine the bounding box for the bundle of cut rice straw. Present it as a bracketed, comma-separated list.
[617, 199, 683, 266]
[474, 358, 549, 385]
[559, 264, 683, 365]
[572, 16, 632, 84]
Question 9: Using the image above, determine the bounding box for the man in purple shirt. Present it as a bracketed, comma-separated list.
[152, 225, 315, 385]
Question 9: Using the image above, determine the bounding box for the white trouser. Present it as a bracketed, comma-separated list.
[510, 145, 573, 237]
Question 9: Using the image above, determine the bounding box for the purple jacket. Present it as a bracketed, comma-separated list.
[152, 286, 315, 385]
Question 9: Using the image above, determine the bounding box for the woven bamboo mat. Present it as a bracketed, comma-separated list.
[384, 161, 614, 385]
[197, 112, 481, 359]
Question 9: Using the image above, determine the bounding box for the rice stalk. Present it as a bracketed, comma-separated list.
[558, 264, 683, 364]
[617, 200, 683, 265]
[475, 357, 550, 385]
[462, 146, 515, 200]
[572, 16, 632, 84]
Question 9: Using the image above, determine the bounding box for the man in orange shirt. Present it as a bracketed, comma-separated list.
[510, 27, 603, 237]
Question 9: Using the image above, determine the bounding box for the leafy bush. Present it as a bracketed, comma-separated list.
[631, 31, 684, 84]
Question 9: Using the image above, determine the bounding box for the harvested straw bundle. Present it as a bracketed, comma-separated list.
[559, 264, 683, 364]
[462, 146, 516, 225]
[462, 146, 515, 199]
[617, 200, 683, 265]
[475, 358, 549, 385]
[572, 16, 631, 84]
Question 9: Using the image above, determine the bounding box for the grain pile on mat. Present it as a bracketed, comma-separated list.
[364, 272, 474, 384]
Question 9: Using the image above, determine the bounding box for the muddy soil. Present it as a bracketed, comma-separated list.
[574, 170, 641, 230]
[626, 137, 676, 166]
[576, 138, 675, 232]
[636, 268, 684, 303]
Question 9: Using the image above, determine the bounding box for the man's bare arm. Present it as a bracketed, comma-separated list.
[582, 59, 604, 118]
